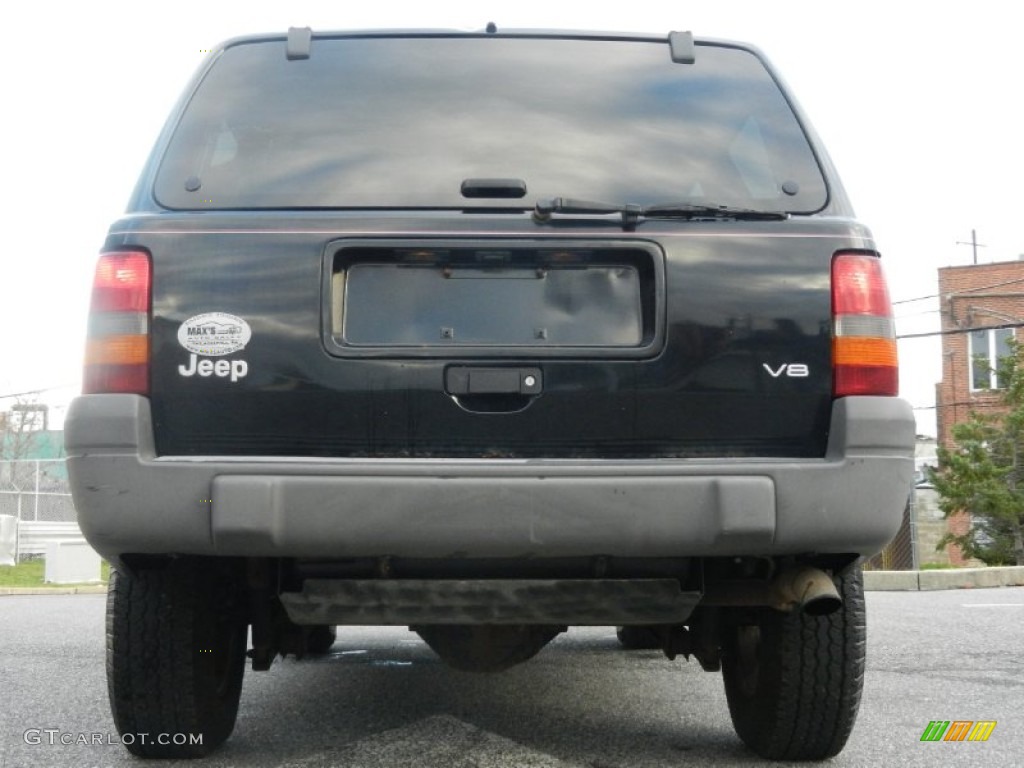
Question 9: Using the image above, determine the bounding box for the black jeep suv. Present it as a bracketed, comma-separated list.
[66, 26, 914, 760]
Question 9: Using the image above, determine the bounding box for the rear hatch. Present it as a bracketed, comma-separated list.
[110, 31, 874, 460]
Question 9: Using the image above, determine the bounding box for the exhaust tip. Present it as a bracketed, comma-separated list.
[802, 592, 843, 616]
[776, 567, 843, 616]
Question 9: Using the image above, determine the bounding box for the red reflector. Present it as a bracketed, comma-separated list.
[82, 364, 149, 395]
[90, 251, 151, 312]
[834, 365, 899, 397]
[832, 253, 892, 317]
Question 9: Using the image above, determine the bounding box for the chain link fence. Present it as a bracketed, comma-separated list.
[865, 492, 919, 571]
[0, 459, 80, 562]
[0, 459, 76, 523]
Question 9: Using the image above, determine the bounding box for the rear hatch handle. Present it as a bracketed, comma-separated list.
[445, 367, 542, 396]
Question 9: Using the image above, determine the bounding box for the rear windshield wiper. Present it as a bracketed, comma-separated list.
[533, 197, 788, 229]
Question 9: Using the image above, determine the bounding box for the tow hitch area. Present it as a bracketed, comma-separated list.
[278, 578, 701, 626]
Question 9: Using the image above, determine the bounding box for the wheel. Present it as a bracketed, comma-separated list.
[721, 565, 866, 760]
[615, 626, 661, 650]
[106, 559, 247, 758]
[306, 624, 337, 655]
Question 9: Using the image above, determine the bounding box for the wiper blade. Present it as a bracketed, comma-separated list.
[533, 197, 787, 229]
[644, 201, 788, 220]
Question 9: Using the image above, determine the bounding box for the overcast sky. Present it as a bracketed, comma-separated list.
[2, 1, 1021, 435]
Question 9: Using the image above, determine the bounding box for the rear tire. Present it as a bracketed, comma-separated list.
[106, 559, 247, 758]
[721, 565, 866, 760]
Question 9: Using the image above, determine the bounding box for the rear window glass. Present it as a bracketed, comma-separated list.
[155, 36, 827, 212]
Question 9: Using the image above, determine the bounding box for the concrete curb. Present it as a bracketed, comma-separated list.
[4, 568, 1024, 595]
[0, 585, 107, 595]
[864, 566, 1024, 591]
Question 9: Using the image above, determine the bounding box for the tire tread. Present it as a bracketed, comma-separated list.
[106, 561, 244, 758]
[722, 566, 866, 760]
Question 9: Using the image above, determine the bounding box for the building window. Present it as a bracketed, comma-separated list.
[969, 327, 1014, 390]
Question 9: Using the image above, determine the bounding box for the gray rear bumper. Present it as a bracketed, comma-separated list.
[65, 395, 915, 562]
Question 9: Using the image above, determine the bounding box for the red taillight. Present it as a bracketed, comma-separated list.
[83, 251, 151, 395]
[90, 252, 151, 312]
[831, 252, 898, 397]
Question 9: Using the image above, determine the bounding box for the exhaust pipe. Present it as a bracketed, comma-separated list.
[773, 567, 842, 616]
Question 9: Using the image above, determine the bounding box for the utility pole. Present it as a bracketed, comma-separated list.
[956, 229, 987, 264]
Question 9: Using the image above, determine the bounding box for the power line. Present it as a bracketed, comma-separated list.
[0, 389, 45, 400]
[914, 400, 1009, 411]
[892, 275, 1024, 306]
[892, 294, 940, 305]
[0, 385, 76, 400]
[897, 320, 1024, 340]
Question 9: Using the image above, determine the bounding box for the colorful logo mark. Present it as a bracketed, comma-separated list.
[920, 721, 997, 742]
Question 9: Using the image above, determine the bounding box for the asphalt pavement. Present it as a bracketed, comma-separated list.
[1, 588, 1022, 767]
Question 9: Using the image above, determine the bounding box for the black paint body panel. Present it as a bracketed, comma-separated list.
[103, 213, 870, 459]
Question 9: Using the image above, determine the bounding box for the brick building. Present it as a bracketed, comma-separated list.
[933, 259, 1024, 564]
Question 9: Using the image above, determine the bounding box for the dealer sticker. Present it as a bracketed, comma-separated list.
[177, 312, 251, 356]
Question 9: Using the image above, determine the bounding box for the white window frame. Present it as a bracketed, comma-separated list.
[968, 327, 1014, 390]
